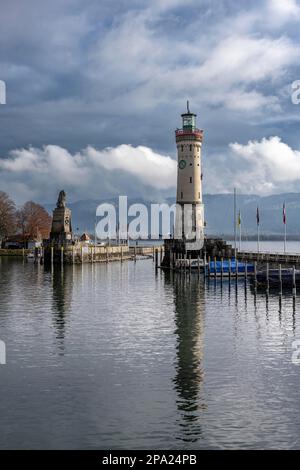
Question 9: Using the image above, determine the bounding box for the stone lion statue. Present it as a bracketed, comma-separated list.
[57, 190, 66, 208]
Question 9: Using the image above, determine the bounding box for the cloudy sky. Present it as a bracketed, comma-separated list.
[0, 0, 300, 204]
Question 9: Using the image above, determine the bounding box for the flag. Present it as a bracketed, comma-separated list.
[256, 207, 260, 226]
[237, 211, 241, 227]
[283, 203, 286, 225]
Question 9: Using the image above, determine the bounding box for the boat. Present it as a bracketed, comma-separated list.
[208, 259, 254, 276]
[255, 268, 300, 286]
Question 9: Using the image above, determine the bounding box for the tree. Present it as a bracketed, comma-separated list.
[0, 191, 16, 241]
[17, 201, 52, 240]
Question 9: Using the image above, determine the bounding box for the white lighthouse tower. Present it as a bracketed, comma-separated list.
[175, 102, 204, 252]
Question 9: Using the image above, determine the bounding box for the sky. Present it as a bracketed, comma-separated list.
[0, 0, 300, 204]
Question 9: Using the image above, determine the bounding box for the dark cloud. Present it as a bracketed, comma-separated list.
[0, 0, 300, 202]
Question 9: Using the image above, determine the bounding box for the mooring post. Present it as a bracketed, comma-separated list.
[134, 246, 137, 262]
[254, 261, 257, 285]
[184, 253, 187, 274]
[121, 246, 123, 263]
[189, 254, 191, 274]
[81, 245, 84, 264]
[235, 257, 238, 280]
[214, 257, 217, 278]
[160, 247, 163, 264]
[266, 262, 269, 291]
[72, 245, 75, 264]
[229, 258, 231, 279]
[221, 258, 223, 279]
[61, 245, 64, 265]
[293, 266, 296, 296]
[106, 246, 109, 263]
[152, 246, 155, 262]
[198, 255, 200, 276]
[51, 245, 54, 265]
[208, 256, 211, 277]
[279, 264, 282, 295]
[245, 260, 248, 280]
[155, 249, 158, 269]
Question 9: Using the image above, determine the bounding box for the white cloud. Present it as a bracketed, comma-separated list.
[204, 136, 300, 195]
[0, 144, 177, 203]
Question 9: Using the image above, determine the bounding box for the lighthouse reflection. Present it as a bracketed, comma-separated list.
[165, 272, 205, 442]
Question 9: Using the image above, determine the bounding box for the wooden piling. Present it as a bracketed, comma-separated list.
[152, 246, 155, 262]
[198, 255, 200, 276]
[121, 246, 123, 263]
[61, 245, 64, 265]
[293, 266, 296, 295]
[189, 254, 191, 274]
[51, 246, 54, 265]
[279, 264, 282, 294]
[221, 258, 223, 279]
[214, 257, 217, 278]
[266, 262, 269, 290]
[155, 249, 158, 269]
[254, 261, 257, 285]
[228, 258, 231, 279]
[208, 256, 211, 276]
[245, 260, 248, 280]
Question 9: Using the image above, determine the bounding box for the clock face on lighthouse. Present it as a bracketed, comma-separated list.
[179, 159, 186, 170]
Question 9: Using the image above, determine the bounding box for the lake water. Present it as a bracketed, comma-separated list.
[1, 251, 300, 449]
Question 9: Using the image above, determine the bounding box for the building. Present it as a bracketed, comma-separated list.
[162, 103, 205, 267]
[175, 101, 204, 250]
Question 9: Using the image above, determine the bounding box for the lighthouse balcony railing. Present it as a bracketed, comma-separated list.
[175, 128, 203, 138]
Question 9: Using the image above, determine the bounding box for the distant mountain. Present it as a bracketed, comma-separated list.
[45, 193, 300, 238]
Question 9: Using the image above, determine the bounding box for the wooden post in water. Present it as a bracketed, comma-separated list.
[266, 262, 269, 291]
[61, 245, 64, 265]
[155, 249, 158, 269]
[106, 246, 109, 263]
[121, 246, 123, 263]
[208, 256, 211, 277]
[160, 247, 163, 264]
[228, 258, 231, 279]
[214, 257, 217, 278]
[279, 264, 282, 295]
[198, 255, 200, 276]
[152, 246, 155, 262]
[254, 261, 257, 285]
[293, 266, 296, 296]
[245, 260, 248, 280]
[221, 258, 223, 279]
[189, 254, 191, 274]
[51, 246, 54, 265]
[184, 253, 187, 274]
[72, 245, 75, 264]
[236, 258, 238, 280]
[81, 245, 84, 264]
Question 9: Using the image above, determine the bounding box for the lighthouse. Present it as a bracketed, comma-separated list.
[174, 102, 204, 252]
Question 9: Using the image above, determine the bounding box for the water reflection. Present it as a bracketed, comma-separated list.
[46, 265, 74, 351]
[165, 272, 205, 443]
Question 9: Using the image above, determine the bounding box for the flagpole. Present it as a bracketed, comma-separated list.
[256, 206, 260, 254]
[234, 188, 237, 259]
[283, 203, 287, 255]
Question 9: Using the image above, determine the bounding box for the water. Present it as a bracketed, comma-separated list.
[230, 240, 300, 254]
[0, 255, 300, 449]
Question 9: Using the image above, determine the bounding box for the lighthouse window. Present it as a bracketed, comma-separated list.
[181, 191, 183, 199]
[190, 145, 192, 151]
[198, 192, 200, 198]
[190, 177, 192, 183]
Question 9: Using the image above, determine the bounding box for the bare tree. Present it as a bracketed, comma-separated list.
[17, 201, 52, 241]
[0, 191, 16, 242]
